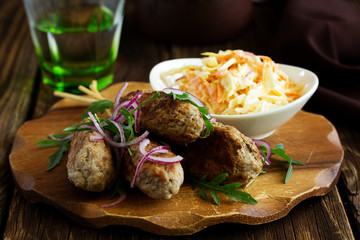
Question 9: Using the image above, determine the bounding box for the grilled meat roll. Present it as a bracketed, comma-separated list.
[120, 90, 205, 145]
[67, 130, 115, 192]
[122, 138, 184, 199]
[174, 122, 263, 185]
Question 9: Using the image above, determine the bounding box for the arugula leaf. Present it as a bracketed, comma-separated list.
[189, 173, 257, 205]
[168, 91, 214, 138]
[46, 142, 69, 171]
[38, 89, 215, 172]
[285, 164, 293, 184]
[120, 107, 135, 141]
[131, 92, 162, 113]
[271, 143, 305, 183]
[49, 133, 71, 139]
[130, 90, 214, 138]
[103, 120, 122, 136]
[82, 99, 114, 120]
[63, 121, 94, 132]
[36, 139, 67, 147]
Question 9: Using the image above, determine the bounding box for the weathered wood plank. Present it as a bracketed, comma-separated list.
[0, 0, 38, 235]
[1, 0, 358, 239]
[4, 188, 354, 239]
[337, 122, 360, 238]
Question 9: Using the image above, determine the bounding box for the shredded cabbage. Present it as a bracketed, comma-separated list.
[161, 50, 304, 115]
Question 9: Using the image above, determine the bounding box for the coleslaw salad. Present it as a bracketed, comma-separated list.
[160, 50, 304, 115]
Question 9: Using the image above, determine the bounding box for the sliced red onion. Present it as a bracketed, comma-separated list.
[113, 91, 143, 122]
[100, 188, 127, 208]
[130, 152, 148, 188]
[109, 120, 125, 143]
[252, 139, 272, 165]
[146, 154, 183, 164]
[89, 131, 104, 142]
[125, 91, 143, 109]
[130, 138, 183, 187]
[163, 88, 203, 107]
[88, 111, 149, 148]
[139, 138, 172, 154]
[112, 100, 129, 122]
[109, 130, 149, 148]
[138, 138, 150, 155]
[48, 133, 73, 141]
[163, 88, 211, 119]
[134, 106, 141, 133]
[113, 82, 128, 110]
[77, 125, 97, 131]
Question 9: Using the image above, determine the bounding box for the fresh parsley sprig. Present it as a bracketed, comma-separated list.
[189, 173, 257, 205]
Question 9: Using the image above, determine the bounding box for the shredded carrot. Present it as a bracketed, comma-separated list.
[162, 50, 303, 115]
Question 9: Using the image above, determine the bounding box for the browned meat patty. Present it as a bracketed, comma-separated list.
[174, 122, 263, 185]
[120, 90, 205, 145]
[67, 130, 115, 192]
[122, 138, 184, 199]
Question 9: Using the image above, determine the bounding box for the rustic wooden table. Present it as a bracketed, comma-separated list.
[1, 0, 359, 239]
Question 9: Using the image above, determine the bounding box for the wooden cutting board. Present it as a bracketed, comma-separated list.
[9, 82, 344, 236]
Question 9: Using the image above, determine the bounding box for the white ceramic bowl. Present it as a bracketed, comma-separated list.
[150, 58, 319, 139]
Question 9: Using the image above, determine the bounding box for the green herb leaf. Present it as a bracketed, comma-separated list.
[103, 120, 122, 136]
[131, 92, 162, 113]
[37, 139, 66, 147]
[167, 91, 214, 138]
[291, 159, 305, 165]
[63, 121, 94, 132]
[189, 173, 257, 205]
[48, 133, 71, 139]
[285, 163, 293, 183]
[82, 99, 114, 120]
[120, 107, 135, 141]
[271, 143, 305, 183]
[171, 92, 189, 101]
[46, 142, 69, 171]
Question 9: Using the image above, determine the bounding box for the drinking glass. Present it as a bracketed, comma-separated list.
[23, 0, 126, 93]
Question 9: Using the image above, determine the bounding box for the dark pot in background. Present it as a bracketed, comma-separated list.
[135, 0, 253, 44]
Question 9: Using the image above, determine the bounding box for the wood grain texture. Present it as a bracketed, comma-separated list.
[9, 82, 344, 235]
[1, 0, 358, 239]
[337, 123, 360, 237]
[0, 0, 38, 235]
[4, 187, 354, 240]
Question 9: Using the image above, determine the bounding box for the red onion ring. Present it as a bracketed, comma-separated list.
[100, 188, 127, 208]
[130, 138, 183, 187]
[163, 88, 212, 119]
[113, 91, 143, 122]
[109, 120, 125, 143]
[252, 139, 271, 165]
[134, 106, 141, 133]
[163, 88, 204, 107]
[89, 131, 104, 142]
[113, 82, 128, 110]
[139, 140, 183, 163]
[48, 133, 73, 141]
[77, 125, 97, 131]
[112, 100, 129, 122]
[88, 112, 149, 148]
